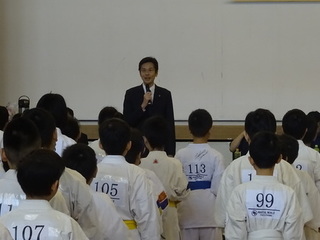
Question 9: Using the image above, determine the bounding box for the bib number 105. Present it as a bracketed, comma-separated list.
[94, 182, 118, 197]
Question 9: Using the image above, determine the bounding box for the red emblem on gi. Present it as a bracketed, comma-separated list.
[153, 159, 158, 164]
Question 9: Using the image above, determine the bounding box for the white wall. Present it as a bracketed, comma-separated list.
[1, 0, 320, 121]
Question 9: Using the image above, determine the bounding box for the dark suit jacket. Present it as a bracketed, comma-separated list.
[123, 84, 176, 156]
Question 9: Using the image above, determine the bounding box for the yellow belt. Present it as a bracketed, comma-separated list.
[169, 200, 177, 208]
[123, 220, 137, 230]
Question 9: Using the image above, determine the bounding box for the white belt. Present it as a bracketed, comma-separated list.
[249, 229, 283, 240]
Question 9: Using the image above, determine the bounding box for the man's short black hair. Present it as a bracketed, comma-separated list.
[188, 109, 212, 138]
[282, 109, 307, 140]
[245, 108, 276, 140]
[17, 149, 65, 197]
[138, 57, 159, 73]
[99, 118, 131, 155]
[249, 131, 281, 169]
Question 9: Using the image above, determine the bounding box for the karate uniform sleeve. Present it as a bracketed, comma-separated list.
[210, 154, 225, 196]
[49, 190, 70, 215]
[169, 159, 189, 202]
[225, 189, 248, 240]
[214, 165, 236, 227]
[314, 152, 320, 192]
[130, 171, 161, 240]
[70, 218, 89, 240]
[282, 192, 304, 240]
[0, 222, 13, 240]
[302, 172, 320, 232]
[93, 192, 131, 240]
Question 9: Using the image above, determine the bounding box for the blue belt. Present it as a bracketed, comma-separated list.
[187, 181, 211, 190]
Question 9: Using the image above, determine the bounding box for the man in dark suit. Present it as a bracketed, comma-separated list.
[123, 57, 176, 156]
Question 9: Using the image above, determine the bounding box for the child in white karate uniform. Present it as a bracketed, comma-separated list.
[63, 143, 131, 240]
[214, 109, 312, 231]
[90, 118, 160, 240]
[23, 108, 100, 239]
[282, 109, 320, 191]
[0, 149, 88, 240]
[175, 109, 225, 240]
[225, 132, 304, 240]
[125, 128, 169, 237]
[279, 134, 320, 239]
[140, 116, 189, 240]
[0, 118, 69, 217]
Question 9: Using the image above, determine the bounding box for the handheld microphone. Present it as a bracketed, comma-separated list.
[146, 84, 152, 104]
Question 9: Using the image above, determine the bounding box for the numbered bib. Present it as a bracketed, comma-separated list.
[92, 175, 128, 208]
[185, 162, 208, 181]
[0, 193, 24, 216]
[293, 162, 308, 172]
[246, 190, 284, 220]
[241, 169, 256, 183]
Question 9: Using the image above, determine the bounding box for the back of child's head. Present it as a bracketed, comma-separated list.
[17, 149, 64, 198]
[62, 116, 80, 142]
[308, 111, 320, 123]
[278, 134, 299, 164]
[249, 131, 281, 169]
[125, 128, 145, 165]
[302, 116, 318, 146]
[245, 108, 276, 140]
[142, 116, 168, 149]
[3, 117, 41, 167]
[22, 108, 56, 149]
[282, 109, 307, 140]
[188, 109, 212, 138]
[99, 118, 131, 155]
[98, 106, 121, 126]
[0, 106, 9, 130]
[62, 143, 97, 184]
[36, 93, 68, 130]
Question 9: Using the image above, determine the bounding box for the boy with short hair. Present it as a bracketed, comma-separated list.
[140, 116, 189, 240]
[282, 109, 320, 191]
[91, 118, 160, 240]
[0, 117, 69, 216]
[279, 134, 320, 239]
[214, 109, 312, 231]
[175, 109, 225, 240]
[0, 149, 88, 240]
[63, 143, 131, 240]
[225, 132, 304, 240]
[23, 108, 100, 239]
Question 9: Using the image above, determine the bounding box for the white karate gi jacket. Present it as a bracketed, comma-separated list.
[91, 155, 160, 240]
[0, 170, 69, 216]
[0, 200, 88, 240]
[294, 168, 320, 239]
[59, 168, 99, 239]
[294, 140, 320, 191]
[214, 154, 312, 227]
[55, 128, 76, 157]
[175, 143, 225, 229]
[140, 151, 189, 240]
[88, 139, 106, 163]
[91, 189, 131, 240]
[0, 222, 13, 240]
[225, 176, 304, 240]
